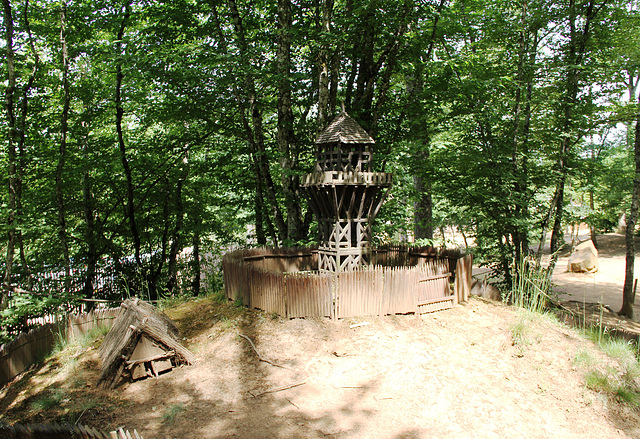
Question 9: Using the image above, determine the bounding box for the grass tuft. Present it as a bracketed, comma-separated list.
[615, 387, 640, 406]
[576, 331, 640, 408]
[584, 369, 611, 393]
[30, 388, 66, 413]
[162, 403, 186, 424]
[574, 348, 595, 368]
[212, 290, 227, 304]
[506, 256, 553, 313]
[510, 316, 532, 349]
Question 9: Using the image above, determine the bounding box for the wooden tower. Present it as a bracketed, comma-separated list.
[302, 110, 392, 273]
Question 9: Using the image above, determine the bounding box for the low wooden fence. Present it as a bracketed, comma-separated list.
[0, 424, 143, 439]
[223, 247, 473, 319]
[1, 423, 142, 439]
[0, 308, 119, 388]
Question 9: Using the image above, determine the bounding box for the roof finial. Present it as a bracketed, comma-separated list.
[341, 101, 346, 114]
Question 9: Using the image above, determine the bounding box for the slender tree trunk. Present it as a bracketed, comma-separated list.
[549, 0, 601, 269]
[316, 0, 333, 131]
[167, 153, 188, 294]
[414, 146, 433, 241]
[115, 2, 141, 267]
[549, 174, 566, 261]
[537, 187, 560, 261]
[254, 179, 267, 245]
[3, 0, 39, 299]
[511, 0, 527, 264]
[147, 181, 170, 301]
[620, 91, 640, 320]
[589, 172, 598, 248]
[519, 28, 538, 259]
[277, 0, 304, 242]
[56, 0, 71, 291]
[210, 5, 269, 246]
[407, 1, 444, 242]
[191, 214, 201, 296]
[2, 0, 18, 307]
[82, 123, 98, 310]
[228, 0, 287, 243]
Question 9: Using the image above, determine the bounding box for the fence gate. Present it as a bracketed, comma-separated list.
[415, 261, 456, 314]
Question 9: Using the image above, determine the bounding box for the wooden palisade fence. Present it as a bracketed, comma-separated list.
[0, 308, 119, 387]
[223, 247, 473, 320]
[0, 423, 142, 439]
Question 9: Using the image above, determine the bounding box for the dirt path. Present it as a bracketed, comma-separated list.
[551, 233, 640, 319]
[3, 296, 638, 438]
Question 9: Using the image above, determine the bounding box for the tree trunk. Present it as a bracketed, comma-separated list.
[277, 0, 304, 242]
[510, 0, 528, 263]
[549, 0, 601, 269]
[210, 5, 270, 246]
[620, 91, 640, 320]
[228, 0, 287, 243]
[316, 0, 333, 131]
[82, 123, 98, 310]
[589, 182, 598, 249]
[167, 154, 188, 295]
[549, 174, 566, 262]
[414, 141, 433, 241]
[537, 187, 560, 261]
[2, 0, 18, 308]
[191, 215, 201, 296]
[147, 181, 171, 302]
[115, 2, 141, 267]
[56, 0, 71, 291]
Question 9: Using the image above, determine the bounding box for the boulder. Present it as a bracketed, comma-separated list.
[567, 240, 598, 273]
[470, 280, 501, 301]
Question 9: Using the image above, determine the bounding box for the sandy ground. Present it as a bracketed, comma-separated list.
[551, 233, 640, 318]
[2, 232, 640, 437]
[2, 295, 639, 438]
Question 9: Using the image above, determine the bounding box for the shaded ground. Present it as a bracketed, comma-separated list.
[1, 295, 639, 438]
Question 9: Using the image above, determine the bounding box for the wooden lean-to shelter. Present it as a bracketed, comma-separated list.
[97, 298, 195, 388]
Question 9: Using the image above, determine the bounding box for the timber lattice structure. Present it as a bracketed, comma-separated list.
[302, 110, 392, 273]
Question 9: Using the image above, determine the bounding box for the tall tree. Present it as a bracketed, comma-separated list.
[620, 90, 640, 320]
[277, 0, 305, 242]
[56, 0, 71, 291]
[549, 0, 610, 266]
[227, 0, 288, 244]
[114, 1, 142, 270]
[2, 0, 39, 303]
[2, 0, 18, 307]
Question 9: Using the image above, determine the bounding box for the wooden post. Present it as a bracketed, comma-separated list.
[454, 254, 473, 304]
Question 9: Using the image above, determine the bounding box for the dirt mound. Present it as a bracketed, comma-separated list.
[2, 296, 639, 438]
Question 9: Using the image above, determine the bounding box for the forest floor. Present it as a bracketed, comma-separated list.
[2, 234, 640, 438]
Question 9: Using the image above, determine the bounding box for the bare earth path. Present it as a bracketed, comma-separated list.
[2, 295, 639, 438]
[552, 233, 640, 317]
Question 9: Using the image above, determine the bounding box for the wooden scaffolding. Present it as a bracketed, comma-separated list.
[302, 110, 392, 273]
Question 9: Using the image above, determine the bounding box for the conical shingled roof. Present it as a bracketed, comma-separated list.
[316, 111, 375, 145]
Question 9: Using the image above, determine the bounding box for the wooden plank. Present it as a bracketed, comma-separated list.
[419, 273, 451, 282]
[417, 295, 456, 306]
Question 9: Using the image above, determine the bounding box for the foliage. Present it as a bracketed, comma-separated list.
[0, 292, 79, 344]
[0, 0, 639, 334]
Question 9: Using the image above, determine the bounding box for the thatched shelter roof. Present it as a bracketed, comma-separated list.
[315, 110, 375, 145]
[97, 298, 195, 389]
